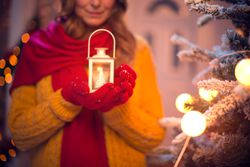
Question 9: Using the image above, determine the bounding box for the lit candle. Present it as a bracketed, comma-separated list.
[95, 67, 106, 89]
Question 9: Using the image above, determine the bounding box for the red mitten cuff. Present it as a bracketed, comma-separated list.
[61, 77, 89, 106]
[99, 84, 130, 113]
[115, 64, 137, 89]
[80, 83, 119, 110]
[97, 64, 137, 111]
[115, 64, 137, 80]
[97, 83, 123, 112]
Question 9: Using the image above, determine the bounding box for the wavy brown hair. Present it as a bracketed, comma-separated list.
[58, 0, 136, 66]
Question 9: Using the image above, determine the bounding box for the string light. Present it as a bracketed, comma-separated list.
[9, 55, 18, 66]
[181, 111, 207, 137]
[21, 33, 30, 43]
[12, 46, 21, 56]
[198, 88, 218, 102]
[4, 67, 11, 75]
[0, 32, 29, 87]
[235, 58, 250, 87]
[8, 149, 16, 158]
[0, 59, 6, 69]
[174, 109, 207, 167]
[5, 74, 13, 84]
[0, 31, 28, 167]
[175, 93, 194, 113]
[11, 139, 15, 147]
[0, 154, 7, 162]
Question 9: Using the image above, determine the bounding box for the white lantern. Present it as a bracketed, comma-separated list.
[88, 29, 116, 92]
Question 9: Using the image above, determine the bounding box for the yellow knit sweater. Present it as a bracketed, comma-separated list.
[8, 36, 165, 167]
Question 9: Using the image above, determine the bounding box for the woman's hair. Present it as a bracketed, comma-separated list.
[59, 0, 136, 66]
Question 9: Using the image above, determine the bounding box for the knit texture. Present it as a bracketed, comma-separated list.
[8, 36, 165, 167]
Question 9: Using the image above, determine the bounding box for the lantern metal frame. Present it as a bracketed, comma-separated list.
[87, 29, 116, 92]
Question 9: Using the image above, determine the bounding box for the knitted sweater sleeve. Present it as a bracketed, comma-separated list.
[8, 76, 81, 151]
[103, 37, 166, 153]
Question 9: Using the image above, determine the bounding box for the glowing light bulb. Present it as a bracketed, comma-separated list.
[5, 73, 13, 84]
[12, 46, 21, 56]
[235, 59, 250, 87]
[181, 111, 206, 137]
[0, 154, 7, 162]
[0, 59, 6, 69]
[11, 139, 15, 146]
[175, 93, 193, 113]
[21, 33, 30, 43]
[4, 67, 11, 75]
[9, 54, 18, 66]
[199, 88, 218, 102]
[8, 149, 16, 158]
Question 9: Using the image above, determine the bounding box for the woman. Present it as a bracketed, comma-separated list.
[8, 0, 165, 167]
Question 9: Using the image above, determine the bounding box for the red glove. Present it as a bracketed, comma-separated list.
[100, 64, 137, 111]
[61, 64, 137, 112]
[115, 64, 136, 86]
[62, 76, 122, 111]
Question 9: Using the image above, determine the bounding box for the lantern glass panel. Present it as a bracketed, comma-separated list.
[92, 62, 111, 90]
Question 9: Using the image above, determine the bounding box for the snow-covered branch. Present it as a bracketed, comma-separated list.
[197, 78, 238, 95]
[171, 34, 216, 63]
[190, 3, 250, 21]
[197, 14, 213, 27]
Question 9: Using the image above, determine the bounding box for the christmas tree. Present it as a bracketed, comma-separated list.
[149, 0, 250, 167]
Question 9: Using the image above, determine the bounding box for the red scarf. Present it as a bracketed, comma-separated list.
[11, 21, 112, 167]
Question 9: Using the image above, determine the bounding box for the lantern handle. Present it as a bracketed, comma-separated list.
[87, 28, 116, 59]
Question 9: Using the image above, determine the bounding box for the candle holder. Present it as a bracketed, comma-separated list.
[88, 29, 116, 92]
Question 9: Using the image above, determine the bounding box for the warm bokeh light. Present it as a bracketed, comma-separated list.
[0, 154, 7, 162]
[12, 46, 21, 56]
[175, 93, 193, 113]
[199, 88, 218, 102]
[8, 149, 16, 158]
[235, 28, 245, 37]
[235, 59, 250, 87]
[9, 54, 18, 66]
[11, 139, 16, 146]
[0, 77, 5, 86]
[4, 67, 11, 75]
[0, 59, 6, 69]
[0, 132, 2, 141]
[5, 73, 13, 84]
[181, 111, 207, 137]
[21, 33, 30, 43]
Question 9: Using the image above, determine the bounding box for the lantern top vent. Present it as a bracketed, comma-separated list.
[92, 48, 110, 58]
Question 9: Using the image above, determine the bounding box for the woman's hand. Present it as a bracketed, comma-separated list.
[61, 64, 137, 112]
[100, 64, 137, 112]
[61, 77, 120, 110]
[114, 64, 137, 103]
